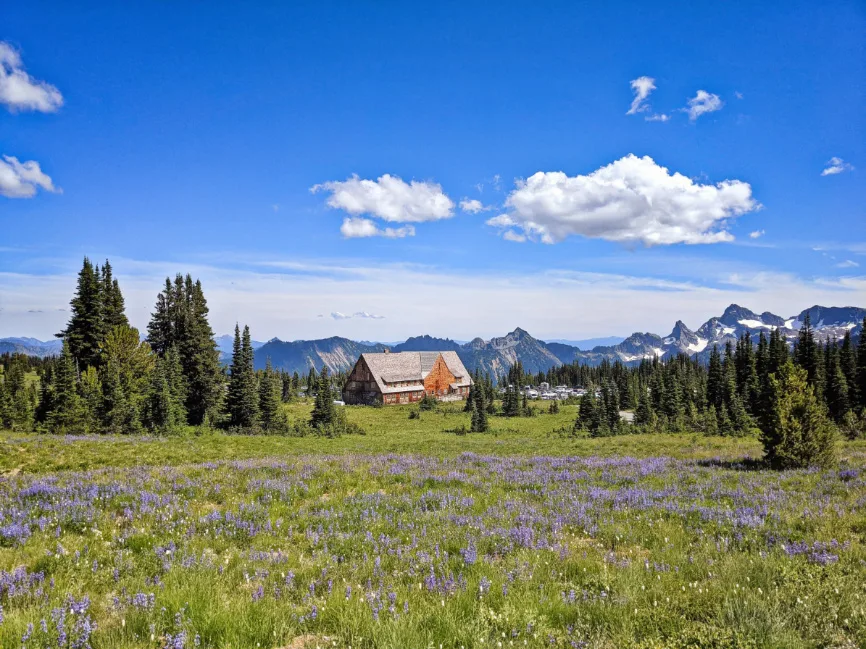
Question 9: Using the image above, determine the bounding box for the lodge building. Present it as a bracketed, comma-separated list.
[342, 351, 473, 405]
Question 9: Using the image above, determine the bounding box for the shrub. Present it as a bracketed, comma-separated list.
[760, 362, 837, 469]
[408, 409, 421, 420]
[418, 394, 437, 411]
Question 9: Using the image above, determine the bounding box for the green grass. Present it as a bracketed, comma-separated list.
[0, 402, 864, 649]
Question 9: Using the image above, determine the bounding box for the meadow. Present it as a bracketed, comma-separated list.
[0, 402, 864, 649]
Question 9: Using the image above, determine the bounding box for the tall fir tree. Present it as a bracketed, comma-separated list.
[57, 257, 104, 369]
[47, 340, 84, 433]
[259, 358, 284, 431]
[858, 317, 866, 410]
[310, 366, 336, 428]
[838, 330, 858, 408]
[147, 275, 223, 424]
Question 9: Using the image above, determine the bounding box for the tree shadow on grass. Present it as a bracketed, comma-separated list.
[696, 456, 768, 472]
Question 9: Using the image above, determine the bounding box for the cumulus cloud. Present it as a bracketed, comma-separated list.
[339, 217, 415, 239]
[330, 311, 385, 320]
[627, 76, 656, 115]
[685, 90, 723, 120]
[312, 173, 454, 223]
[836, 259, 859, 269]
[0, 42, 63, 113]
[460, 198, 492, 213]
[485, 154, 759, 246]
[821, 157, 854, 176]
[502, 230, 527, 243]
[0, 155, 59, 198]
[749, 230, 765, 239]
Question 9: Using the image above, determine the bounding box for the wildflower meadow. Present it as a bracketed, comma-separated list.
[0, 404, 864, 648]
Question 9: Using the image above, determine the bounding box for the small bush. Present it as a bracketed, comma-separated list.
[418, 394, 437, 411]
[408, 409, 421, 420]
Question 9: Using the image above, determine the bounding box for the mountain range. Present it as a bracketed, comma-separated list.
[249, 304, 864, 377]
[3, 304, 862, 378]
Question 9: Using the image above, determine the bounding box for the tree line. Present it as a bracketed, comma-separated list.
[0, 258, 349, 435]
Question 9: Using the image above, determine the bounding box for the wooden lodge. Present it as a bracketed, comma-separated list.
[342, 351, 473, 405]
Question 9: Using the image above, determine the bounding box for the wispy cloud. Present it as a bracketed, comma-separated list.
[459, 198, 492, 213]
[0, 42, 63, 113]
[749, 230, 765, 239]
[339, 217, 415, 239]
[2, 256, 864, 341]
[626, 76, 656, 115]
[685, 90, 723, 121]
[821, 157, 854, 176]
[836, 259, 859, 269]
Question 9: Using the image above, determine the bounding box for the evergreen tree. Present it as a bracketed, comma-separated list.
[839, 330, 858, 408]
[100, 326, 154, 434]
[858, 317, 866, 410]
[226, 325, 244, 426]
[826, 347, 850, 422]
[575, 390, 597, 432]
[46, 340, 84, 433]
[634, 386, 654, 427]
[0, 359, 34, 431]
[470, 380, 488, 432]
[259, 358, 284, 431]
[760, 362, 836, 469]
[795, 312, 823, 391]
[706, 345, 724, 411]
[57, 257, 104, 368]
[79, 366, 102, 433]
[310, 366, 336, 428]
[100, 260, 129, 331]
[147, 275, 223, 424]
[144, 347, 187, 432]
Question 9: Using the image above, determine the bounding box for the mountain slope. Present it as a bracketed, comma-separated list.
[253, 337, 386, 373]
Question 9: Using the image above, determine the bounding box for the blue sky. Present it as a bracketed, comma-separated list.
[1, 2, 864, 342]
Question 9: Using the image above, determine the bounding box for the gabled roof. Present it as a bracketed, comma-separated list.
[358, 351, 473, 394]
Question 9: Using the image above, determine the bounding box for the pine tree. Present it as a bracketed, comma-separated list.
[795, 312, 823, 391]
[706, 345, 724, 411]
[58, 257, 104, 369]
[470, 380, 488, 432]
[760, 362, 836, 469]
[259, 358, 284, 431]
[839, 330, 858, 408]
[858, 317, 866, 410]
[100, 260, 129, 331]
[634, 386, 654, 427]
[147, 275, 223, 424]
[99, 326, 154, 434]
[144, 347, 187, 432]
[310, 366, 335, 428]
[826, 347, 850, 422]
[226, 325, 244, 426]
[79, 366, 102, 433]
[47, 340, 84, 433]
[575, 390, 597, 432]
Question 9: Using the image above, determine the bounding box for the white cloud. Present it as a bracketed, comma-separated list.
[460, 198, 492, 213]
[821, 157, 854, 176]
[486, 154, 759, 246]
[685, 90, 723, 121]
[502, 230, 527, 243]
[836, 259, 859, 269]
[330, 310, 384, 320]
[312, 173, 454, 223]
[734, 91, 744, 100]
[749, 230, 765, 239]
[627, 76, 656, 115]
[0, 42, 63, 113]
[339, 217, 415, 239]
[0, 155, 59, 198]
[645, 113, 670, 122]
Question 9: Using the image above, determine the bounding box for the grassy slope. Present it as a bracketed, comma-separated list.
[0, 402, 774, 475]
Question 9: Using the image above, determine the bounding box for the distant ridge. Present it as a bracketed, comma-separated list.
[5, 303, 863, 376]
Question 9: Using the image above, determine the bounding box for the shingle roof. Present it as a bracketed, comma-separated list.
[359, 351, 473, 394]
